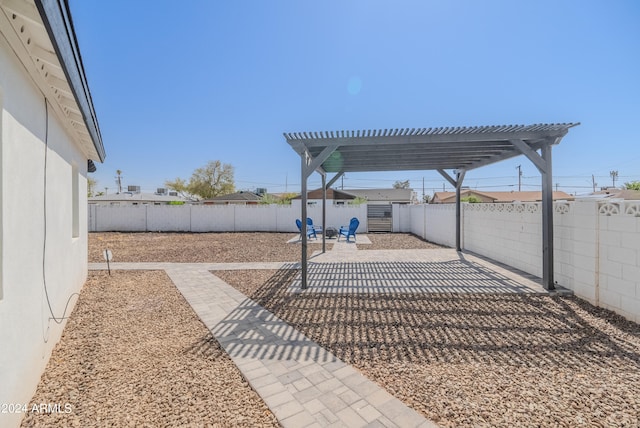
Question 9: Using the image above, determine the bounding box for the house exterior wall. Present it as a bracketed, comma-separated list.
[0, 35, 89, 427]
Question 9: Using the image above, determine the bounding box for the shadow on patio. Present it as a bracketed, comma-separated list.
[214, 263, 640, 370]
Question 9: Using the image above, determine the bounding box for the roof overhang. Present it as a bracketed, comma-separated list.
[284, 123, 578, 174]
[0, 0, 105, 162]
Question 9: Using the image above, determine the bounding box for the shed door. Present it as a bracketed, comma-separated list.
[367, 204, 392, 232]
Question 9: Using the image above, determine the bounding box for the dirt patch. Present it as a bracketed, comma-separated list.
[216, 268, 640, 428]
[22, 271, 278, 428]
[89, 232, 328, 263]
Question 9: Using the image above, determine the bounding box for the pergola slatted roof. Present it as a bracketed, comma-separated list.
[285, 123, 578, 173]
[285, 122, 579, 291]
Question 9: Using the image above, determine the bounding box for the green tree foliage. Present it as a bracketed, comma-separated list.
[393, 180, 410, 189]
[165, 160, 235, 200]
[349, 196, 368, 205]
[624, 181, 640, 190]
[461, 195, 481, 203]
[260, 192, 298, 205]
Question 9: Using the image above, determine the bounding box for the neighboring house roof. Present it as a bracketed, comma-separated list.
[293, 188, 356, 200]
[294, 188, 413, 203]
[345, 188, 414, 203]
[89, 192, 186, 204]
[1, 0, 105, 162]
[579, 189, 640, 200]
[432, 190, 574, 203]
[202, 191, 262, 202]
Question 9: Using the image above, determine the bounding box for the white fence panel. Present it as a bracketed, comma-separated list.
[233, 205, 278, 231]
[463, 203, 542, 276]
[275, 206, 300, 233]
[93, 205, 147, 232]
[147, 205, 191, 232]
[191, 205, 236, 232]
[425, 204, 455, 247]
[394, 204, 412, 233]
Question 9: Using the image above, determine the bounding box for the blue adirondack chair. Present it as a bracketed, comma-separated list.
[296, 219, 317, 239]
[306, 218, 323, 235]
[338, 217, 359, 242]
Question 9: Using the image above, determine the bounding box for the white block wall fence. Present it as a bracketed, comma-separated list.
[88, 203, 367, 234]
[89, 200, 639, 323]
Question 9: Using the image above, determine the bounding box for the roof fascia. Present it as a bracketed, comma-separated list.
[34, 0, 105, 161]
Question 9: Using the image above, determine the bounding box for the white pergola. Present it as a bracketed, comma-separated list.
[285, 123, 579, 290]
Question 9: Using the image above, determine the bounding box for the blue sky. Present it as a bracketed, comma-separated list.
[71, 0, 640, 198]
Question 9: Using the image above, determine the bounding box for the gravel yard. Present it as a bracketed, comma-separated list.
[360, 233, 444, 250]
[40, 232, 640, 427]
[89, 232, 327, 263]
[22, 270, 278, 428]
[214, 268, 640, 428]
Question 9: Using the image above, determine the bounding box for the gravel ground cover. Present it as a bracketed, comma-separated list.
[89, 232, 327, 263]
[359, 233, 444, 250]
[22, 270, 278, 428]
[214, 268, 640, 427]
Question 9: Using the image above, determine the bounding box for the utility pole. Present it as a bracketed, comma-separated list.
[516, 165, 522, 191]
[422, 177, 425, 204]
[115, 170, 123, 194]
[555, 183, 559, 192]
[592, 175, 597, 192]
[610, 170, 618, 188]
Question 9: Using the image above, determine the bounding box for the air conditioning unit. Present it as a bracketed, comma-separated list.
[156, 188, 167, 195]
[256, 187, 267, 195]
[128, 185, 141, 193]
[168, 191, 178, 196]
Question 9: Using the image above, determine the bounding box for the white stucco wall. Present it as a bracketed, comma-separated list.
[0, 35, 89, 427]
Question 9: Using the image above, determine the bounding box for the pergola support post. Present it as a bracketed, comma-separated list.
[300, 153, 308, 289]
[455, 170, 466, 251]
[541, 144, 555, 290]
[299, 147, 340, 289]
[437, 169, 465, 251]
[510, 139, 556, 291]
[322, 173, 326, 253]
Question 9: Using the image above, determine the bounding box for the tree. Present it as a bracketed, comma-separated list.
[624, 181, 640, 191]
[166, 160, 235, 200]
[164, 177, 191, 198]
[260, 192, 298, 205]
[87, 177, 97, 197]
[349, 196, 368, 206]
[393, 180, 410, 189]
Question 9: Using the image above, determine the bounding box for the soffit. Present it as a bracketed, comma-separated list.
[0, 0, 104, 161]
